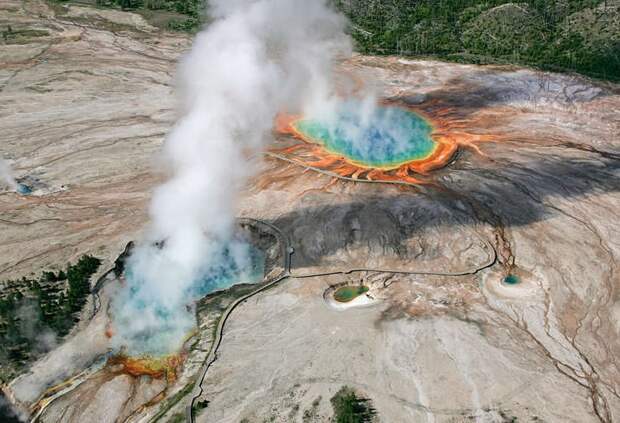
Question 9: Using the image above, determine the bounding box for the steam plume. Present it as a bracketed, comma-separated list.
[111, 0, 350, 354]
[0, 158, 18, 191]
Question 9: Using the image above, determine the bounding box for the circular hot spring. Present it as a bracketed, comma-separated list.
[293, 100, 437, 170]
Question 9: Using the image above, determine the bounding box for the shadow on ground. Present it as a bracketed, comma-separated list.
[271, 155, 620, 268]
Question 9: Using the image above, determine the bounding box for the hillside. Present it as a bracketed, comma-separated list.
[42, 0, 619, 79]
[336, 0, 620, 80]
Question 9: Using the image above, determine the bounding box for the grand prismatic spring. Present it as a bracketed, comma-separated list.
[274, 99, 475, 184]
[293, 101, 437, 170]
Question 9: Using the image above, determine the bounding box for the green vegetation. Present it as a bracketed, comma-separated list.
[0, 255, 101, 382]
[48, 0, 619, 79]
[335, 0, 620, 80]
[302, 396, 322, 422]
[1, 26, 50, 44]
[66, 0, 206, 31]
[151, 381, 195, 422]
[333, 285, 369, 303]
[168, 412, 185, 423]
[330, 386, 376, 423]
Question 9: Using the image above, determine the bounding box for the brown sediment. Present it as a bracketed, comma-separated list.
[108, 353, 184, 383]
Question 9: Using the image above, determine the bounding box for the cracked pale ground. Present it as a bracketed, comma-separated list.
[1, 1, 619, 422]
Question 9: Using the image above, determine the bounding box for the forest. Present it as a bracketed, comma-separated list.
[336, 0, 619, 80]
[75, 0, 619, 79]
[0, 255, 101, 381]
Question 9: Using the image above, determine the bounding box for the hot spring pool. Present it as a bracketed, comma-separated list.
[17, 183, 32, 195]
[124, 245, 265, 303]
[293, 101, 437, 169]
[115, 244, 265, 355]
[503, 274, 520, 285]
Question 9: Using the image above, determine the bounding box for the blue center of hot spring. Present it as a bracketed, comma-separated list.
[125, 246, 265, 305]
[17, 184, 32, 195]
[503, 274, 520, 285]
[294, 101, 437, 169]
[117, 244, 265, 354]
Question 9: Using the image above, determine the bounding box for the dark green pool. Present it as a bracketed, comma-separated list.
[294, 100, 437, 169]
[503, 274, 520, 285]
[334, 285, 369, 303]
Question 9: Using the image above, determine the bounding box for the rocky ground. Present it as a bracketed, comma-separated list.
[1, 1, 619, 423]
[0, 0, 190, 279]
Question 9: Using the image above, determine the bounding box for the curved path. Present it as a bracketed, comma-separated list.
[24, 163, 498, 423]
[185, 217, 497, 423]
[185, 218, 293, 423]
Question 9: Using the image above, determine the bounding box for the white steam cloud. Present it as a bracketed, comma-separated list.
[0, 393, 25, 422]
[0, 158, 18, 191]
[111, 0, 350, 354]
[303, 99, 434, 164]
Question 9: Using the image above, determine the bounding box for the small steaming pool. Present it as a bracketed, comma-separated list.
[294, 101, 437, 169]
[17, 183, 32, 195]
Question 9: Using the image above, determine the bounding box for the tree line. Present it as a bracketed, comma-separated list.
[0, 255, 101, 381]
[335, 0, 619, 80]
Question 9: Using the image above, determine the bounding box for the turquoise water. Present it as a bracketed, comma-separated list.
[294, 101, 436, 169]
[190, 246, 265, 296]
[503, 274, 520, 285]
[17, 184, 31, 195]
[116, 244, 265, 354]
[124, 245, 265, 310]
